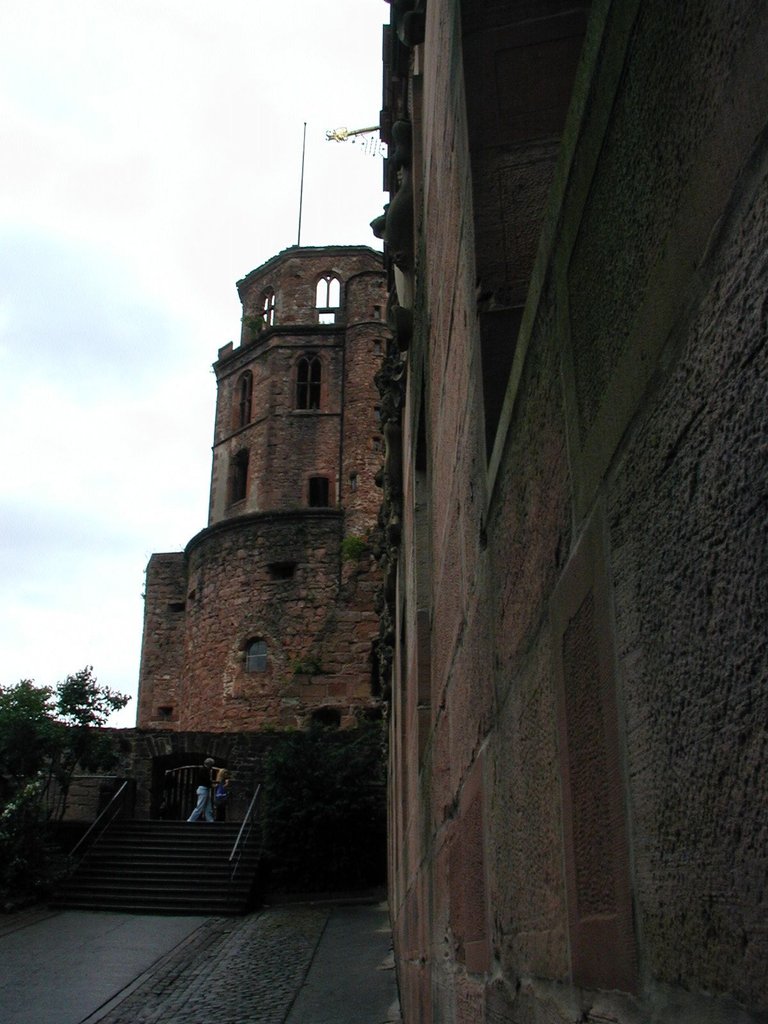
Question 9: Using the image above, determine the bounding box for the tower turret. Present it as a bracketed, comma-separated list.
[137, 245, 388, 732]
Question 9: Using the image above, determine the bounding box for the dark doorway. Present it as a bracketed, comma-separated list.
[150, 752, 226, 820]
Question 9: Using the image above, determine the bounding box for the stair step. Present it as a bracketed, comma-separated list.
[56, 884, 252, 901]
[49, 897, 243, 915]
[52, 818, 261, 916]
[87, 847, 253, 860]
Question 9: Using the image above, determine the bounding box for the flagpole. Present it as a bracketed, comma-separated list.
[297, 122, 307, 246]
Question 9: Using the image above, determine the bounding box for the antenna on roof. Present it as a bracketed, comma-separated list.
[297, 122, 307, 247]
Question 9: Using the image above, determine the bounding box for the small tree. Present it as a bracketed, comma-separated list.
[0, 680, 58, 786]
[0, 667, 129, 904]
[49, 667, 129, 819]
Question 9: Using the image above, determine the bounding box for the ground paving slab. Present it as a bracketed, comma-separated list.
[0, 909, 209, 1024]
[0, 901, 401, 1024]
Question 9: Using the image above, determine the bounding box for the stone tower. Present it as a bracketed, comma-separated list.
[137, 245, 388, 732]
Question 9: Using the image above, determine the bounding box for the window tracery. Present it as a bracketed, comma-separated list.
[262, 288, 276, 326]
[315, 274, 341, 324]
[236, 371, 253, 427]
[296, 355, 322, 409]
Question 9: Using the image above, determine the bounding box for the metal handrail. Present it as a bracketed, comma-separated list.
[229, 783, 261, 881]
[68, 780, 130, 866]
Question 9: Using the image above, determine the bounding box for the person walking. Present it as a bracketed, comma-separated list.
[213, 768, 230, 822]
[187, 757, 216, 822]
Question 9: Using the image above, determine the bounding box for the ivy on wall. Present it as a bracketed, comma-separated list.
[261, 722, 387, 892]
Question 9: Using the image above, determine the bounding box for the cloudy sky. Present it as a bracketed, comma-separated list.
[0, 0, 387, 726]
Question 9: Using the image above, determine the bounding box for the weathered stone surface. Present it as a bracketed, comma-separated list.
[607, 152, 768, 1008]
[382, 0, 768, 1021]
[137, 247, 389, 732]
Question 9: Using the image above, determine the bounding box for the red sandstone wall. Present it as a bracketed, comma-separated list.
[137, 553, 187, 728]
[138, 246, 387, 734]
[341, 272, 389, 537]
[209, 247, 386, 524]
[237, 246, 383, 331]
[176, 512, 379, 732]
[387, 1, 768, 1022]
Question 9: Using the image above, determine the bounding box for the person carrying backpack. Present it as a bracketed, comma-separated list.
[187, 758, 217, 822]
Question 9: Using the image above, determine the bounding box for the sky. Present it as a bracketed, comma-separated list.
[0, 0, 388, 726]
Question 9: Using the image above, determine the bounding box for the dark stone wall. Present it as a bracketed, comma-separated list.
[136, 553, 187, 728]
[606, 152, 768, 1006]
[65, 729, 316, 822]
[384, 0, 768, 1021]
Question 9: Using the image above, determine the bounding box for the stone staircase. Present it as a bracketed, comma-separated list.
[51, 820, 261, 915]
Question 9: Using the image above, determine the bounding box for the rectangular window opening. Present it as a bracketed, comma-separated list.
[268, 561, 297, 580]
[308, 477, 331, 507]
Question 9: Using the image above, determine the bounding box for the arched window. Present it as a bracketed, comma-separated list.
[296, 355, 322, 409]
[230, 449, 249, 504]
[262, 288, 276, 327]
[236, 371, 253, 428]
[245, 638, 267, 672]
[308, 476, 330, 507]
[315, 274, 341, 324]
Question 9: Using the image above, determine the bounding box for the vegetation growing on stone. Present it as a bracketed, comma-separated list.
[261, 721, 387, 893]
[291, 655, 324, 676]
[340, 534, 367, 561]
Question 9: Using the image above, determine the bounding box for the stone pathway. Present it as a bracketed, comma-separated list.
[90, 907, 328, 1024]
[88, 904, 400, 1024]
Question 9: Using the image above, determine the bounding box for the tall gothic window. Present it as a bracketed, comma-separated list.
[296, 355, 322, 409]
[230, 449, 249, 504]
[237, 371, 253, 427]
[315, 274, 341, 324]
[262, 288, 276, 326]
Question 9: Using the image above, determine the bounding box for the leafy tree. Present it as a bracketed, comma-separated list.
[55, 667, 129, 729]
[0, 680, 58, 785]
[0, 667, 129, 904]
[0, 667, 129, 819]
[48, 667, 129, 820]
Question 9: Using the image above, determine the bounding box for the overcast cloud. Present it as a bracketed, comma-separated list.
[0, 0, 387, 725]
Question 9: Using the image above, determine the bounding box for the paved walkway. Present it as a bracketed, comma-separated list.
[0, 902, 400, 1024]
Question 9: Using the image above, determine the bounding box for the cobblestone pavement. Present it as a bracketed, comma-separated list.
[90, 906, 330, 1024]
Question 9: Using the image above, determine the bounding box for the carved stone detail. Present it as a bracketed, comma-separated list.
[386, 0, 427, 48]
[371, 120, 416, 288]
[372, 348, 407, 700]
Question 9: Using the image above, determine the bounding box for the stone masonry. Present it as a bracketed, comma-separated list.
[137, 245, 388, 732]
[375, 1, 768, 1022]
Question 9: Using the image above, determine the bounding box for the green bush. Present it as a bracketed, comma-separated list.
[261, 722, 387, 892]
[0, 781, 66, 906]
[340, 535, 367, 561]
[242, 314, 264, 337]
[291, 656, 323, 676]
[0, 668, 128, 903]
